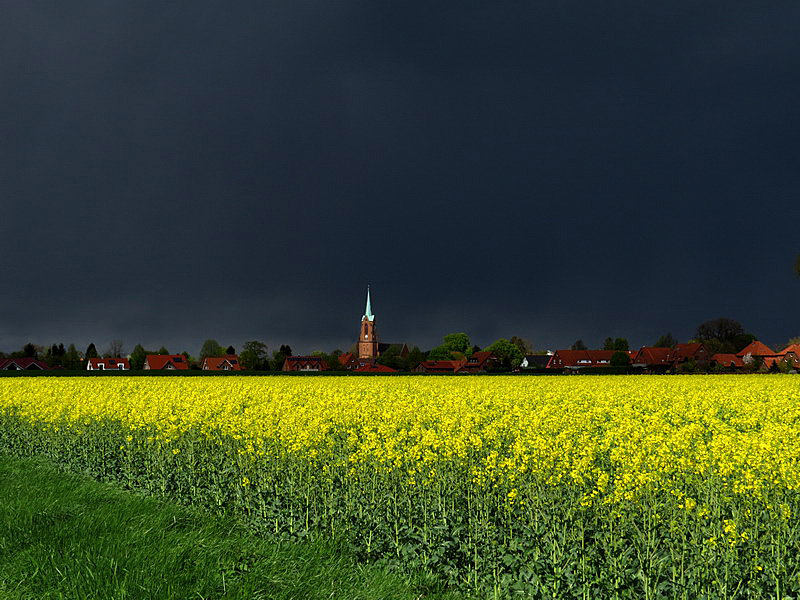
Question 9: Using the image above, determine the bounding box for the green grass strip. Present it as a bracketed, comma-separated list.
[0, 455, 463, 600]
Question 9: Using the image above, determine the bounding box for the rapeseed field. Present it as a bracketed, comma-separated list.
[1, 375, 799, 598]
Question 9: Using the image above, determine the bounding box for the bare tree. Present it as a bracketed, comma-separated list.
[106, 340, 125, 358]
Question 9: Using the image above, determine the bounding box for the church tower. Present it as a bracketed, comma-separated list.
[358, 286, 379, 359]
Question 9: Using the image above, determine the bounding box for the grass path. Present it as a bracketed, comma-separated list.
[0, 455, 462, 600]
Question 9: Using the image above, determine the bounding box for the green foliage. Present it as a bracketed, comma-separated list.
[610, 351, 631, 367]
[795, 254, 800, 277]
[377, 346, 405, 371]
[654, 333, 677, 348]
[129, 344, 148, 370]
[696, 318, 756, 354]
[442, 333, 471, 355]
[571, 339, 587, 351]
[510, 336, 533, 355]
[62, 344, 82, 370]
[239, 341, 269, 371]
[484, 338, 523, 370]
[0, 455, 456, 600]
[84, 343, 98, 359]
[427, 345, 453, 361]
[604, 338, 630, 351]
[200, 339, 224, 360]
[157, 346, 170, 355]
[406, 347, 426, 370]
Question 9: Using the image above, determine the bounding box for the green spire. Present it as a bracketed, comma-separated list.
[364, 286, 374, 322]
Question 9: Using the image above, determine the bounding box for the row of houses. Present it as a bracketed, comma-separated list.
[0, 355, 246, 372]
[3, 341, 797, 374]
[540, 341, 800, 372]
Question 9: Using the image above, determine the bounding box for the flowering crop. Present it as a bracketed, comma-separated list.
[1, 375, 800, 597]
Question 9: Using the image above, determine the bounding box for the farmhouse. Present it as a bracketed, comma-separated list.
[201, 356, 241, 371]
[86, 357, 130, 371]
[0, 358, 49, 370]
[520, 354, 552, 369]
[144, 354, 189, 370]
[283, 356, 328, 372]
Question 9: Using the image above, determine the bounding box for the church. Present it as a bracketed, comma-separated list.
[354, 286, 409, 362]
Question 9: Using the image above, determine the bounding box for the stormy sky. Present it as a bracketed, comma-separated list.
[1, 1, 799, 356]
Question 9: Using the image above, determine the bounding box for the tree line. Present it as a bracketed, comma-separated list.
[2, 316, 796, 372]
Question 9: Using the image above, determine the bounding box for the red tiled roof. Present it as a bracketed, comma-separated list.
[0, 357, 49, 370]
[87, 357, 130, 370]
[633, 347, 674, 365]
[144, 354, 190, 370]
[712, 353, 744, 368]
[736, 341, 775, 357]
[354, 363, 396, 373]
[417, 360, 465, 372]
[338, 353, 357, 367]
[780, 344, 800, 356]
[673, 343, 705, 360]
[202, 356, 241, 371]
[461, 351, 499, 371]
[283, 356, 328, 371]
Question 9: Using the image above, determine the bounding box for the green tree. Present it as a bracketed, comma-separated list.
[239, 341, 268, 370]
[377, 345, 405, 370]
[63, 344, 81, 370]
[696, 318, 756, 355]
[610, 351, 631, 367]
[271, 345, 293, 371]
[571, 339, 587, 351]
[130, 344, 148, 370]
[443, 333, 471, 355]
[157, 346, 170, 355]
[603, 337, 615, 350]
[613, 338, 629, 351]
[485, 338, 523, 371]
[199, 339, 224, 360]
[654, 333, 677, 348]
[404, 346, 426, 371]
[427, 345, 453, 361]
[44, 344, 64, 368]
[510, 336, 533, 355]
[84, 343, 98, 359]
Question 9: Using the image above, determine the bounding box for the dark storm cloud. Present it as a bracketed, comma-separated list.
[1, 1, 799, 355]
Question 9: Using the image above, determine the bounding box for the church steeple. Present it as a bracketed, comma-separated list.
[358, 285, 379, 359]
[364, 285, 374, 322]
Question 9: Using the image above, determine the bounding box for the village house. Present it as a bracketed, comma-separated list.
[631, 347, 675, 372]
[86, 357, 130, 371]
[143, 354, 189, 370]
[710, 353, 746, 370]
[354, 363, 396, 373]
[547, 350, 627, 370]
[734, 341, 798, 371]
[520, 354, 553, 369]
[459, 351, 501, 373]
[0, 357, 49, 370]
[201, 356, 241, 371]
[414, 360, 465, 373]
[337, 352, 359, 370]
[283, 356, 328, 372]
[672, 343, 711, 369]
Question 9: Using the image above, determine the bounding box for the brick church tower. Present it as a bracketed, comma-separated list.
[358, 286, 379, 359]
